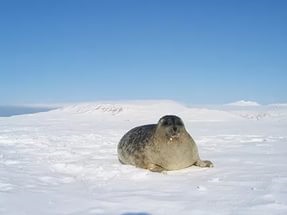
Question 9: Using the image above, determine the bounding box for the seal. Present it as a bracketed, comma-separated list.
[117, 115, 213, 172]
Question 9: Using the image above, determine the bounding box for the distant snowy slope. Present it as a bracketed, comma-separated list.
[3, 100, 287, 123]
[34, 100, 287, 122]
[226, 100, 261, 106]
[269, 103, 287, 107]
[223, 105, 287, 121]
[55, 100, 242, 122]
[58, 100, 187, 115]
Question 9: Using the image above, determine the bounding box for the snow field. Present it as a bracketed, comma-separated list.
[0, 101, 287, 214]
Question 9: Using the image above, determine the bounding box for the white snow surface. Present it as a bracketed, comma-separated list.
[1, 100, 287, 215]
[226, 100, 261, 107]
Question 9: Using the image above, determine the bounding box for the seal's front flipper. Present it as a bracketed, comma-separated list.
[195, 160, 214, 168]
[147, 164, 165, 172]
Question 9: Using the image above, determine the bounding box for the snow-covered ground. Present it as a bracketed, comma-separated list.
[0, 100, 287, 215]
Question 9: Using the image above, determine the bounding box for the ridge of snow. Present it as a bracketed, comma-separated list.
[54, 100, 241, 121]
[226, 100, 261, 106]
[58, 100, 188, 115]
[268, 103, 287, 107]
[4, 100, 287, 122]
[60, 103, 124, 114]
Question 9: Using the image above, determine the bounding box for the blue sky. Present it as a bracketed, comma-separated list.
[0, 0, 286, 105]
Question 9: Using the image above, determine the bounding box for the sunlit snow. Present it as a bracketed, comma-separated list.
[0, 101, 287, 214]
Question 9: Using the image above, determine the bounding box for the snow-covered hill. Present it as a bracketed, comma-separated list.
[54, 100, 242, 122]
[226, 100, 261, 106]
[1, 100, 287, 214]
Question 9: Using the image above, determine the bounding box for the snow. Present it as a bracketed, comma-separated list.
[269, 103, 287, 107]
[226, 100, 261, 106]
[1, 100, 287, 214]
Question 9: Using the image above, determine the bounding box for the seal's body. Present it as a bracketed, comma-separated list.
[117, 115, 213, 172]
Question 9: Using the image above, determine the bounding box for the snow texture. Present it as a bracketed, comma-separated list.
[0, 100, 287, 215]
[226, 100, 261, 107]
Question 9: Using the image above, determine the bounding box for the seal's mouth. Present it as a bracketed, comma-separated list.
[166, 127, 181, 140]
[169, 133, 180, 139]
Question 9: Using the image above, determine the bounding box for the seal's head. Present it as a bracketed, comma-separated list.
[157, 115, 185, 139]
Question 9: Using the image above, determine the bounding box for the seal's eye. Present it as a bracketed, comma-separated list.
[175, 120, 184, 126]
[162, 120, 171, 126]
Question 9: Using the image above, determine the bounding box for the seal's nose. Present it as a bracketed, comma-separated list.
[173, 126, 177, 132]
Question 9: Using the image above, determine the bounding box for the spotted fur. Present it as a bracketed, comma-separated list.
[117, 115, 213, 172]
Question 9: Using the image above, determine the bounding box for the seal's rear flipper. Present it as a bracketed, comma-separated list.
[195, 160, 214, 168]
